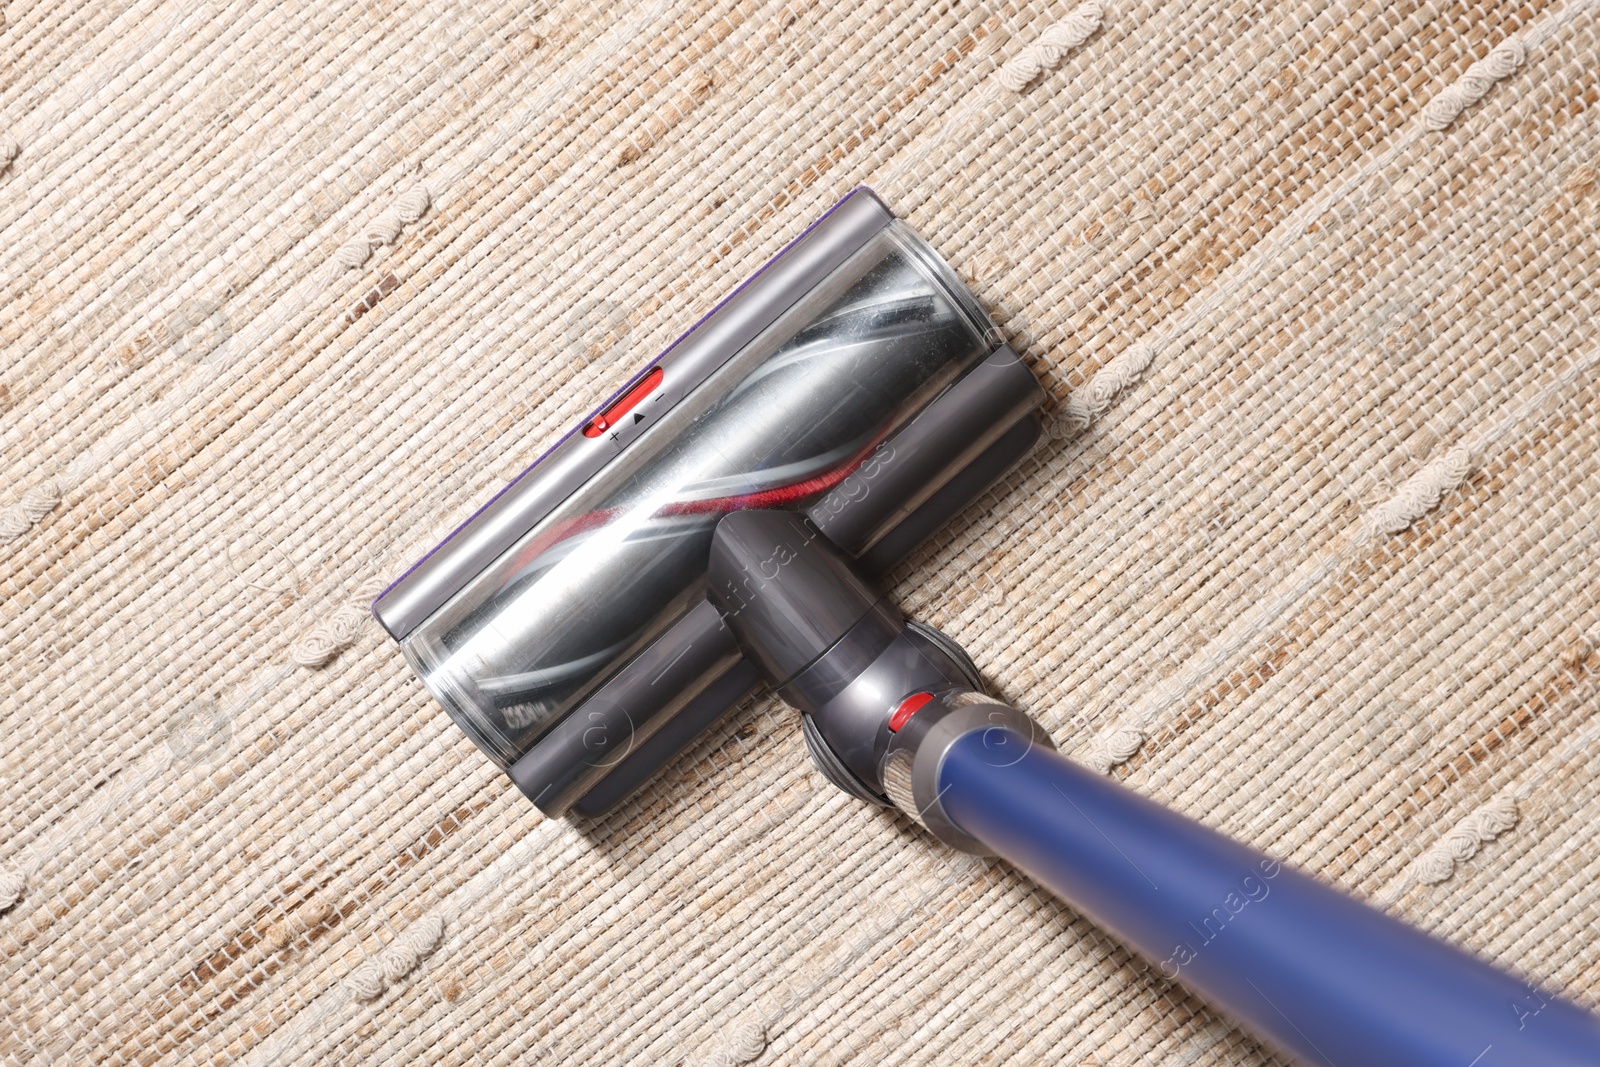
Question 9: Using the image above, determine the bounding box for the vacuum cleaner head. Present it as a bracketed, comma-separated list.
[367, 188, 1600, 1067]
[374, 188, 1046, 816]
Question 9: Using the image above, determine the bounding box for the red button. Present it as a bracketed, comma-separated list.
[888, 692, 933, 732]
[583, 367, 663, 437]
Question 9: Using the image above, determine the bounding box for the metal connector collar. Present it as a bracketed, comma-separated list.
[881, 691, 1055, 854]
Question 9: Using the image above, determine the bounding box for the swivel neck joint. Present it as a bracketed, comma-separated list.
[707, 510, 1053, 841]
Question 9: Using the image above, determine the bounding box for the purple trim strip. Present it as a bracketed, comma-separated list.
[371, 185, 887, 617]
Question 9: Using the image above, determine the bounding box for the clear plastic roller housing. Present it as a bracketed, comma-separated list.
[402, 222, 1000, 767]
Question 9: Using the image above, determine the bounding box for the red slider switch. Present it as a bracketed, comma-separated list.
[583, 367, 663, 438]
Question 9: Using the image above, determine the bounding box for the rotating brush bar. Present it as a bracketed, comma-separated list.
[374, 188, 1044, 811]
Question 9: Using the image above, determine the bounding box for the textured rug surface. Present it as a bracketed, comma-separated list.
[3, 1, 1599, 1063]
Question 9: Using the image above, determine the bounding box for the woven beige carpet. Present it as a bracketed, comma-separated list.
[4, 0, 1599, 1063]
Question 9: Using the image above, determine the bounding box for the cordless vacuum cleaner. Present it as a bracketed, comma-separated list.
[374, 188, 1600, 1065]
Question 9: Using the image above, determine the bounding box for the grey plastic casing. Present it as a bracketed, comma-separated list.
[705, 509, 1055, 850]
[707, 510, 982, 805]
[374, 187, 1048, 817]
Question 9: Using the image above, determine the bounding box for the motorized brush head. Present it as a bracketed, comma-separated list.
[362, 190, 1600, 1067]
[374, 188, 1046, 817]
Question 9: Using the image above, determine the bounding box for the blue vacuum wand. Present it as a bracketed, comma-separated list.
[942, 734, 1600, 1066]
[708, 507, 1600, 1067]
[375, 189, 1600, 1064]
